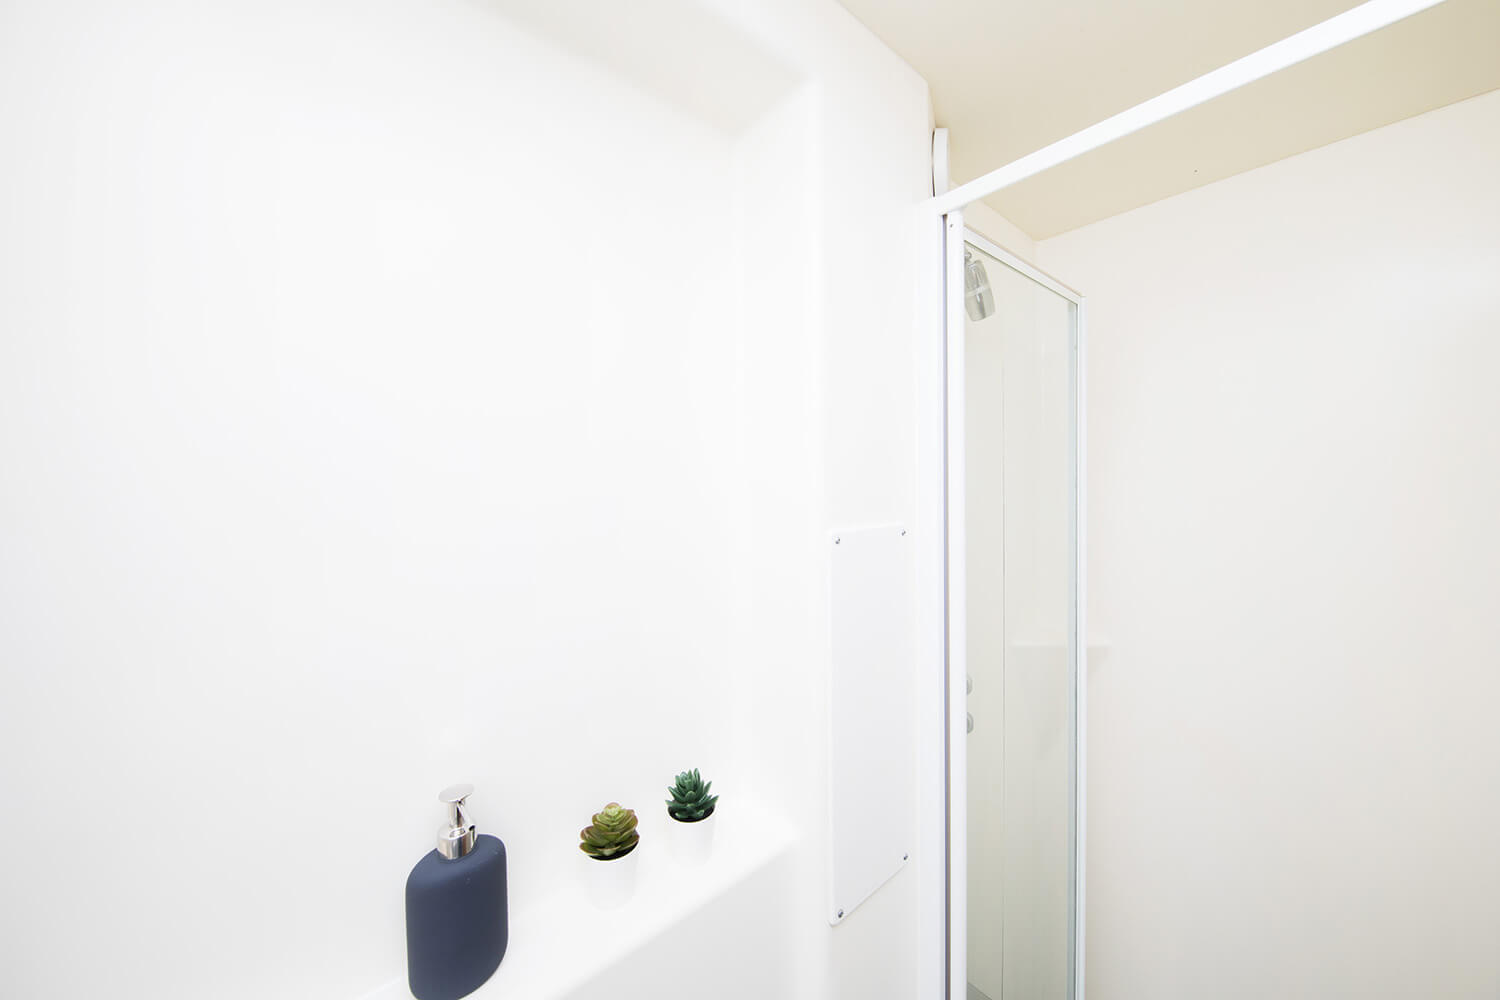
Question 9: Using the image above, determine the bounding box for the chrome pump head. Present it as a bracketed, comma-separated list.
[964, 249, 995, 322]
[437, 783, 478, 860]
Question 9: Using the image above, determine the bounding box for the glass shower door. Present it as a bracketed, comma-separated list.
[962, 233, 1080, 1000]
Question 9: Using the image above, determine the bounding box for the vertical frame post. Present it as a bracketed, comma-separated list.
[1072, 298, 1089, 1000]
[943, 208, 968, 1000]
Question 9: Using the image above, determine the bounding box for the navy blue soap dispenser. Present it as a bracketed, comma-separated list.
[405, 784, 508, 1000]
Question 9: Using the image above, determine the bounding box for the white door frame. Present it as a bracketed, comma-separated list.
[943, 217, 1087, 1000]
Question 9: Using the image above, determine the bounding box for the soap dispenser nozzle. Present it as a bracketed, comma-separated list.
[437, 783, 478, 860]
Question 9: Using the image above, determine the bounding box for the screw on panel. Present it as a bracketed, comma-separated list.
[834, 537, 841, 545]
[903, 854, 909, 861]
[900, 529, 907, 536]
[837, 909, 844, 919]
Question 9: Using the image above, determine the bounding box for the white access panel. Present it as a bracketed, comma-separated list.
[828, 523, 914, 925]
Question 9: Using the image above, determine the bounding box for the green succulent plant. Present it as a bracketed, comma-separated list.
[665, 768, 719, 823]
[579, 802, 640, 860]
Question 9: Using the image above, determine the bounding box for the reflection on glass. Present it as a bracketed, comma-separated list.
[965, 240, 1075, 1000]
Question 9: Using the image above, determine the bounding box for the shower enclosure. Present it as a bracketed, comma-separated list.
[946, 227, 1084, 1000]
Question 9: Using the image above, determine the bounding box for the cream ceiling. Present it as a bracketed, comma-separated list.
[837, 0, 1500, 238]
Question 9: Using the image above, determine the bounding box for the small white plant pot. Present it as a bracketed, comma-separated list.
[665, 811, 716, 867]
[584, 847, 639, 909]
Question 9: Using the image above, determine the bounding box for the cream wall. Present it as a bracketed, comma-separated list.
[965, 202, 1038, 264]
[1039, 88, 1500, 999]
[0, 0, 933, 997]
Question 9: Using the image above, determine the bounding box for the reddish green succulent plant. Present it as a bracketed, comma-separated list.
[579, 802, 640, 860]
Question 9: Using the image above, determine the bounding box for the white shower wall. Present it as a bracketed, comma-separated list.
[0, 0, 933, 996]
[1039, 87, 1500, 1000]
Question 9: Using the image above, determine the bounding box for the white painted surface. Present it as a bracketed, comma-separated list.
[943, 209, 971, 1000]
[0, 0, 933, 997]
[784, 4, 935, 996]
[1039, 88, 1500, 999]
[914, 127, 949, 1000]
[829, 524, 914, 924]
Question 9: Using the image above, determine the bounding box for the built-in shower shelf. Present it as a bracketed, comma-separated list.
[357, 802, 798, 1000]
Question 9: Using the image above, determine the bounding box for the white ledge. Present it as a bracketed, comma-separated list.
[359, 803, 798, 1000]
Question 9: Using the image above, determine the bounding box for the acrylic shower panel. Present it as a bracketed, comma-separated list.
[829, 523, 916, 924]
[963, 239, 1077, 1000]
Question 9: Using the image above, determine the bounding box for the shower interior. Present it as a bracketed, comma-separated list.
[961, 234, 1080, 1000]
